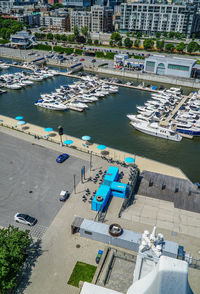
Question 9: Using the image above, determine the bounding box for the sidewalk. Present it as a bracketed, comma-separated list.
[0, 114, 187, 180]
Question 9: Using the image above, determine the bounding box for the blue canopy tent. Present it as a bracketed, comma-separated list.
[125, 157, 135, 164]
[17, 120, 26, 125]
[15, 116, 24, 120]
[64, 140, 73, 145]
[97, 145, 107, 150]
[44, 127, 53, 132]
[82, 135, 91, 141]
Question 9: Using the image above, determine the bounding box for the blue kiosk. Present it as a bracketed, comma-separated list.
[92, 166, 128, 211]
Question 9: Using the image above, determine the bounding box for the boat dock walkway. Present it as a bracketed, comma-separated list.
[160, 94, 192, 127]
[9, 63, 160, 94]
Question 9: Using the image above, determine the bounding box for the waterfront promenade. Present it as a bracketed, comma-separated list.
[0, 114, 187, 179]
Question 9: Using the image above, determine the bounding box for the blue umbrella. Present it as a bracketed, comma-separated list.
[64, 140, 73, 145]
[15, 116, 24, 120]
[82, 135, 91, 141]
[17, 120, 26, 125]
[97, 145, 107, 150]
[125, 157, 135, 164]
[44, 127, 53, 132]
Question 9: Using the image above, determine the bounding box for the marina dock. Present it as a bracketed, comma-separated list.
[160, 93, 192, 127]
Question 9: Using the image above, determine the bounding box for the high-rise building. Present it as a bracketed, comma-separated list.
[120, 3, 200, 37]
[91, 5, 113, 33]
[70, 10, 91, 32]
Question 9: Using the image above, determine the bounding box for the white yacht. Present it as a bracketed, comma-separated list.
[131, 121, 182, 141]
[5, 83, 22, 90]
[0, 63, 10, 69]
[68, 101, 88, 109]
[34, 99, 68, 111]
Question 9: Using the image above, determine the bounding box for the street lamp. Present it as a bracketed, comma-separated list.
[58, 125, 63, 146]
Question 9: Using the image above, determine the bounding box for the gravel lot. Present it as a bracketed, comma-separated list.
[0, 132, 88, 237]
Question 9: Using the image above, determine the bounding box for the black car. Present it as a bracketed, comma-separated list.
[59, 191, 70, 201]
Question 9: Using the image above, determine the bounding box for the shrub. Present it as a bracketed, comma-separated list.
[105, 52, 115, 59]
[74, 49, 83, 55]
[33, 44, 51, 51]
[95, 51, 104, 58]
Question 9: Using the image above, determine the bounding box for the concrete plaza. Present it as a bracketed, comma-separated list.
[0, 119, 200, 294]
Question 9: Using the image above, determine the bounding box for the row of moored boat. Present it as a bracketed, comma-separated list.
[127, 88, 200, 141]
[34, 75, 119, 111]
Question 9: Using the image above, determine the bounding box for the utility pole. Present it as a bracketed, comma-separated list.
[73, 174, 76, 194]
[90, 153, 92, 171]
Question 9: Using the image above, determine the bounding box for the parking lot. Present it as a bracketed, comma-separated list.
[0, 132, 89, 238]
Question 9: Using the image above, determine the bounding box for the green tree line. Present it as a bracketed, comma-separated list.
[0, 17, 23, 40]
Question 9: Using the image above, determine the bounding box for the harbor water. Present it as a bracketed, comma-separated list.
[0, 66, 199, 182]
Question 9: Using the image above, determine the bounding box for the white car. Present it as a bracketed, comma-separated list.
[14, 213, 37, 226]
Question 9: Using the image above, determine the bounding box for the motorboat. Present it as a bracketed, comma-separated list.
[68, 101, 88, 109]
[131, 121, 182, 141]
[5, 83, 22, 90]
[34, 99, 68, 111]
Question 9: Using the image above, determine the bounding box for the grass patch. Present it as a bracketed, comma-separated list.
[67, 261, 97, 287]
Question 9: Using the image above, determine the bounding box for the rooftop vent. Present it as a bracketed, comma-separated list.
[109, 223, 123, 237]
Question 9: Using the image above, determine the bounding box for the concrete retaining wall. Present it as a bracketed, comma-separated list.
[96, 67, 200, 89]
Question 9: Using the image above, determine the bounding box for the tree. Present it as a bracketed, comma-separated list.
[46, 32, 53, 40]
[155, 32, 161, 39]
[143, 38, 154, 50]
[134, 39, 140, 48]
[87, 38, 92, 45]
[126, 32, 130, 37]
[68, 34, 75, 43]
[156, 39, 165, 51]
[74, 25, 79, 39]
[131, 32, 135, 37]
[76, 35, 86, 44]
[52, 3, 64, 9]
[165, 43, 175, 53]
[192, 33, 196, 40]
[54, 34, 61, 41]
[118, 40, 122, 47]
[176, 42, 185, 53]
[94, 39, 99, 45]
[109, 40, 114, 46]
[124, 37, 133, 48]
[110, 32, 122, 45]
[163, 32, 168, 38]
[0, 225, 32, 293]
[81, 26, 88, 38]
[169, 31, 175, 39]
[187, 41, 199, 53]
[174, 32, 181, 40]
[61, 34, 68, 42]
[136, 32, 142, 38]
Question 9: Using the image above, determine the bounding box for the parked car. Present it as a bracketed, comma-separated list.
[59, 190, 70, 201]
[80, 58, 85, 61]
[14, 213, 37, 226]
[95, 250, 103, 264]
[56, 153, 69, 163]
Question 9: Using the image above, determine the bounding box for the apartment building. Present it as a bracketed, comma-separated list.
[70, 10, 91, 32]
[40, 15, 67, 30]
[91, 5, 113, 33]
[120, 3, 199, 37]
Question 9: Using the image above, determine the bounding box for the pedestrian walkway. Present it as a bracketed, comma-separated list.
[0, 114, 187, 180]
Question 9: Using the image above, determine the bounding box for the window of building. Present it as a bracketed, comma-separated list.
[84, 230, 92, 235]
[168, 64, 189, 71]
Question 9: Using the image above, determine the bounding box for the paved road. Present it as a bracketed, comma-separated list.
[0, 132, 89, 238]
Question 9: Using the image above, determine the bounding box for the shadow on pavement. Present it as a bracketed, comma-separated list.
[13, 239, 43, 294]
